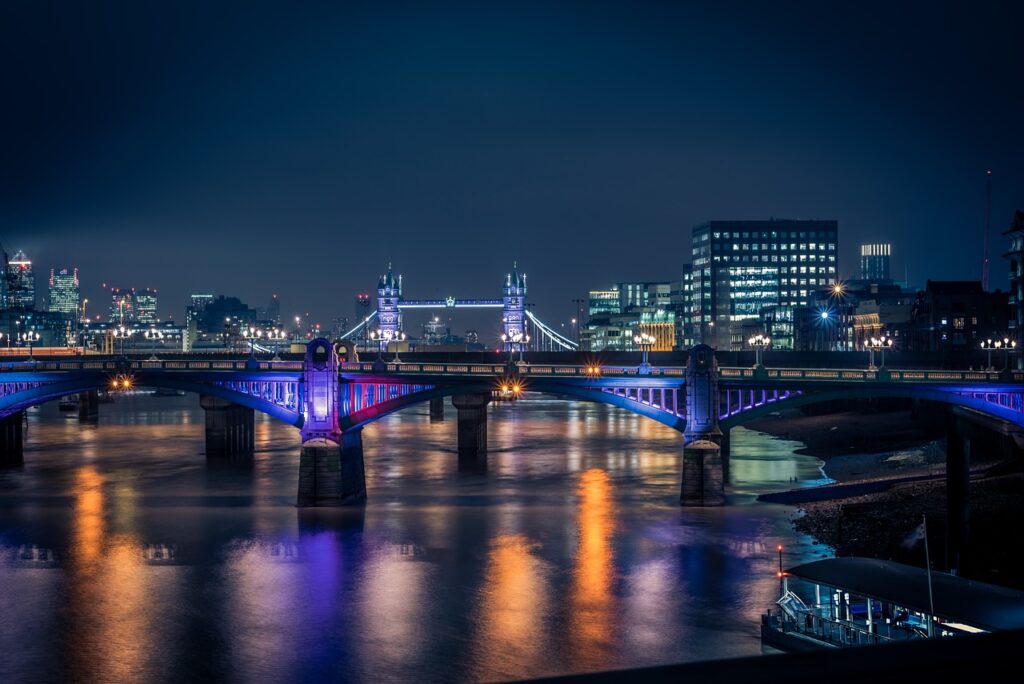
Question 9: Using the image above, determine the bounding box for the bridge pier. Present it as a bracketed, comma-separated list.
[946, 426, 971, 574]
[78, 390, 99, 423]
[429, 397, 445, 422]
[0, 412, 24, 467]
[452, 393, 491, 472]
[681, 344, 725, 506]
[297, 428, 366, 506]
[719, 428, 731, 485]
[200, 395, 254, 459]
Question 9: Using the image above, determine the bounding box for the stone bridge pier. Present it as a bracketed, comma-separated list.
[297, 338, 366, 506]
[78, 390, 99, 422]
[452, 392, 491, 472]
[200, 395, 254, 458]
[0, 412, 24, 467]
[681, 344, 725, 506]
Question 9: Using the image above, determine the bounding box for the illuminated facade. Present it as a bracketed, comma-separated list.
[48, 266, 79, 314]
[860, 243, 891, 281]
[133, 288, 158, 325]
[108, 287, 134, 324]
[6, 249, 35, 310]
[502, 265, 527, 350]
[1005, 210, 1024, 366]
[377, 264, 403, 339]
[692, 219, 839, 349]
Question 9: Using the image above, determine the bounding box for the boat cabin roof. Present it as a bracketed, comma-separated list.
[787, 557, 1024, 632]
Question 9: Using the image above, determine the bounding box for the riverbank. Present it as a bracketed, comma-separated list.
[792, 473, 1024, 589]
[744, 409, 943, 461]
[746, 410, 1024, 588]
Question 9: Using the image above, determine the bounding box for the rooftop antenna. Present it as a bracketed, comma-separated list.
[982, 169, 992, 291]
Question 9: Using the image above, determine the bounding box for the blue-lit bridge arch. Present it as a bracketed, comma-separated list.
[3, 343, 1024, 508]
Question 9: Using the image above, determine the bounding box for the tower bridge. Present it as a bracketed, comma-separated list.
[341, 263, 578, 352]
[2, 342, 1024, 517]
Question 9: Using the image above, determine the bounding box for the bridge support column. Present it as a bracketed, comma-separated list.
[429, 397, 445, 422]
[297, 429, 366, 506]
[78, 390, 99, 423]
[452, 393, 491, 472]
[0, 412, 24, 467]
[681, 344, 725, 506]
[946, 427, 971, 574]
[200, 395, 254, 459]
[681, 439, 725, 506]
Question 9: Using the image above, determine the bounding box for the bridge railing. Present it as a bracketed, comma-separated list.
[0, 359, 305, 373]
[719, 367, 1020, 383]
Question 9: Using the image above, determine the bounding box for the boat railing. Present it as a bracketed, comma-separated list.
[765, 608, 893, 647]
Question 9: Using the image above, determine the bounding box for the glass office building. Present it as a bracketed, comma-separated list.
[692, 219, 839, 349]
[48, 267, 79, 314]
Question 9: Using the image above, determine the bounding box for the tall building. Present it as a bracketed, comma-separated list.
[1004, 210, 1024, 363]
[108, 287, 134, 325]
[48, 267, 80, 314]
[6, 249, 35, 310]
[266, 293, 281, 325]
[377, 265, 403, 338]
[133, 288, 158, 325]
[691, 219, 839, 349]
[860, 243, 892, 281]
[583, 281, 674, 351]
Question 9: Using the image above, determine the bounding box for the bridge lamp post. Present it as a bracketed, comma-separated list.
[632, 332, 655, 373]
[144, 328, 165, 361]
[749, 333, 771, 368]
[242, 326, 263, 359]
[19, 331, 41, 361]
[113, 325, 136, 357]
[866, 336, 892, 371]
[265, 329, 286, 361]
[1002, 337, 1017, 371]
[981, 339, 997, 371]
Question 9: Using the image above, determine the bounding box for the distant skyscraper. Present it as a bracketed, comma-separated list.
[108, 287, 134, 324]
[134, 288, 158, 325]
[267, 293, 281, 325]
[6, 249, 35, 310]
[48, 267, 79, 314]
[860, 243, 892, 281]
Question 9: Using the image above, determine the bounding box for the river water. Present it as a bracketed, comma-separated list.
[0, 394, 830, 683]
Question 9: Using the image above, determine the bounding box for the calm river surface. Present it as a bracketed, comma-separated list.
[0, 394, 830, 683]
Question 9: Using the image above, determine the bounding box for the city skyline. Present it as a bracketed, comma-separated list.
[3, 2, 1022, 326]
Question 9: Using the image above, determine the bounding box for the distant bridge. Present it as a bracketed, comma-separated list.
[339, 264, 579, 352]
[2, 341, 1023, 508]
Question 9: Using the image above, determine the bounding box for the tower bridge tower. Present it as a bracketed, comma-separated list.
[377, 264, 403, 338]
[502, 263, 527, 351]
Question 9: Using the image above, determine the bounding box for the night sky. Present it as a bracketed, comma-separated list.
[3, 1, 1022, 329]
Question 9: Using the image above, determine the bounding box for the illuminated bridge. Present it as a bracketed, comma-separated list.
[340, 263, 579, 352]
[2, 340, 1024, 508]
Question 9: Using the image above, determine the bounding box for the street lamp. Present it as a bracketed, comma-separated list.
[748, 333, 771, 368]
[265, 329, 286, 361]
[19, 331, 40, 361]
[998, 337, 1017, 371]
[501, 331, 530, 365]
[370, 329, 406, 363]
[241, 326, 263, 358]
[866, 335, 893, 370]
[144, 328, 165, 361]
[981, 339, 998, 371]
[632, 331, 655, 372]
[112, 325, 136, 356]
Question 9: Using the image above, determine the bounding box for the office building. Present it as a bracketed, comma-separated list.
[48, 267, 80, 314]
[108, 287, 134, 324]
[133, 288, 158, 325]
[860, 243, 892, 281]
[1005, 210, 1024, 365]
[583, 281, 674, 351]
[908, 281, 1009, 353]
[691, 219, 839, 349]
[6, 249, 35, 310]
